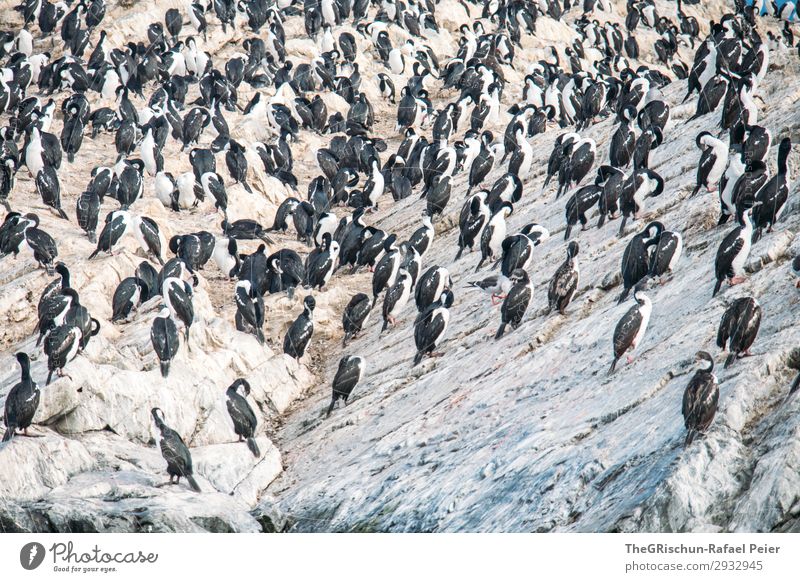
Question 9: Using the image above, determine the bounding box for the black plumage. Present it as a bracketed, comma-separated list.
[326, 355, 365, 417]
[151, 306, 180, 378]
[76, 190, 101, 243]
[619, 222, 660, 303]
[36, 164, 67, 219]
[163, 277, 194, 344]
[342, 292, 372, 346]
[235, 280, 265, 344]
[112, 276, 147, 322]
[413, 289, 454, 366]
[495, 269, 533, 340]
[152, 408, 201, 492]
[548, 241, 580, 315]
[682, 351, 719, 446]
[44, 324, 82, 385]
[717, 297, 762, 368]
[283, 296, 315, 360]
[226, 379, 260, 457]
[2, 353, 39, 442]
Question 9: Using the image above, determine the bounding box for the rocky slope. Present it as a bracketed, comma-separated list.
[2, 0, 800, 532]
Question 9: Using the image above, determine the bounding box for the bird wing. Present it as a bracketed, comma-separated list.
[613, 305, 643, 357]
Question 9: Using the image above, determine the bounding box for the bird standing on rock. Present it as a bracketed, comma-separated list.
[327, 355, 365, 417]
[226, 379, 260, 458]
[495, 269, 533, 340]
[151, 408, 201, 492]
[2, 353, 40, 442]
[682, 351, 719, 447]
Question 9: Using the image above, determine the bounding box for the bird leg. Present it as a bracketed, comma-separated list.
[730, 275, 747, 285]
[57, 369, 73, 382]
[626, 355, 635, 364]
[388, 315, 396, 326]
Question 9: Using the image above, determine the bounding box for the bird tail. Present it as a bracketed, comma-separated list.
[46, 370, 54, 385]
[455, 246, 464, 261]
[2, 428, 14, 442]
[256, 329, 265, 345]
[608, 357, 619, 375]
[342, 332, 351, 347]
[712, 278, 722, 297]
[247, 437, 260, 458]
[326, 397, 337, 418]
[724, 353, 736, 369]
[160, 360, 170, 378]
[597, 213, 606, 228]
[617, 289, 629, 305]
[381, 318, 389, 332]
[690, 184, 701, 198]
[88, 231, 97, 244]
[88, 248, 100, 260]
[57, 208, 68, 220]
[684, 430, 697, 447]
[413, 351, 423, 366]
[789, 373, 800, 398]
[494, 323, 506, 340]
[186, 474, 201, 493]
[564, 225, 572, 240]
[618, 215, 628, 236]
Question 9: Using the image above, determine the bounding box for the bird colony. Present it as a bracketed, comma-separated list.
[2, 0, 800, 533]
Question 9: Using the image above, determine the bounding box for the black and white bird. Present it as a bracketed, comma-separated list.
[455, 192, 489, 260]
[548, 241, 580, 315]
[476, 201, 513, 271]
[283, 295, 315, 360]
[717, 296, 762, 368]
[413, 289, 454, 366]
[414, 266, 451, 312]
[111, 276, 147, 323]
[326, 355, 366, 417]
[691, 131, 728, 197]
[88, 210, 133, 259]
[500, 224, 550, 279]
[36, 165, 68, 219]
[495, 269, 533, 340]
[342, 292, 372, 346]
[752, 137, 792, 241]
[235, 280, 265, 344]
[151, 408, 201, 492]
[407, 214, 434, 258]
[76, 190, 101, 243]
[162, 277, 194, 344]
[682, 351, 719, 447]
[647, 222, 683, 280]
[608, 288, 652, 374]
[619, 221, 660, 303]
[382, 268, 413, 332]
[151, 306, 180, 378]
[305, 235, 339, 290]
[44, 324, 82, 385]
[2, 353, 39, 442]
[714, 207, 754, 297]
[371, 235, 402, 305]
[226, 379, 260, 457]
[133, 215, 165, 266]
